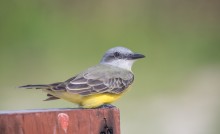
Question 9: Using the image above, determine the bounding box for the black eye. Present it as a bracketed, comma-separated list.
[114, 52, 120, 57]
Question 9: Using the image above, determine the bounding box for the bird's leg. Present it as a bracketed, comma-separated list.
[97, 104, 115, 109]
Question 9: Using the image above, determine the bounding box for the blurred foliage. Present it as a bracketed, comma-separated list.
[0, 0, 220, 133]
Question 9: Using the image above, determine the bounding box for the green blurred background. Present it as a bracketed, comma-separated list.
[1, 0, 220, 133]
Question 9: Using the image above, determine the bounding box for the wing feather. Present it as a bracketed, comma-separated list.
[66, 76, 133, 95]
[51, 65, 134, 96]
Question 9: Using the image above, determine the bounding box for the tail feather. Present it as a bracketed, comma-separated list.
[44, 96, 60, 101]
[19, 82, 63, 101]
[19, 84, 50, 89]
[19, 82, 62, 89]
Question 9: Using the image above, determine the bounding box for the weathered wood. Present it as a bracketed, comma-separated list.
[0, 107, 120, 134]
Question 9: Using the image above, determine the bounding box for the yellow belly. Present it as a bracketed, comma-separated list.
[44, 90, 123, 108]
[81, 93, 122, 108]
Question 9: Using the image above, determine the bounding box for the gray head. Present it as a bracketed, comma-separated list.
[100, 46, 145, 71]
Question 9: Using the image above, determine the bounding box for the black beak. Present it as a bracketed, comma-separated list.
[129, 53, 145, 60]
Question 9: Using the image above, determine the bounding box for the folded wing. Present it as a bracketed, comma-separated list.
[51, 65, 134, 96]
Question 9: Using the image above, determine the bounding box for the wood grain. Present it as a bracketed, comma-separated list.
[0, 108, 120, 134]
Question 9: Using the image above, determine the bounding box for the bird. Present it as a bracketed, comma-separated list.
[20, 46, 145, 108]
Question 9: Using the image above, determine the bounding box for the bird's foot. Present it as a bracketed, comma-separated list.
[97, 104, 115, 109]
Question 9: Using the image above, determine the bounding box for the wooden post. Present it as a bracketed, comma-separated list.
[0, 107, 120, 134]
